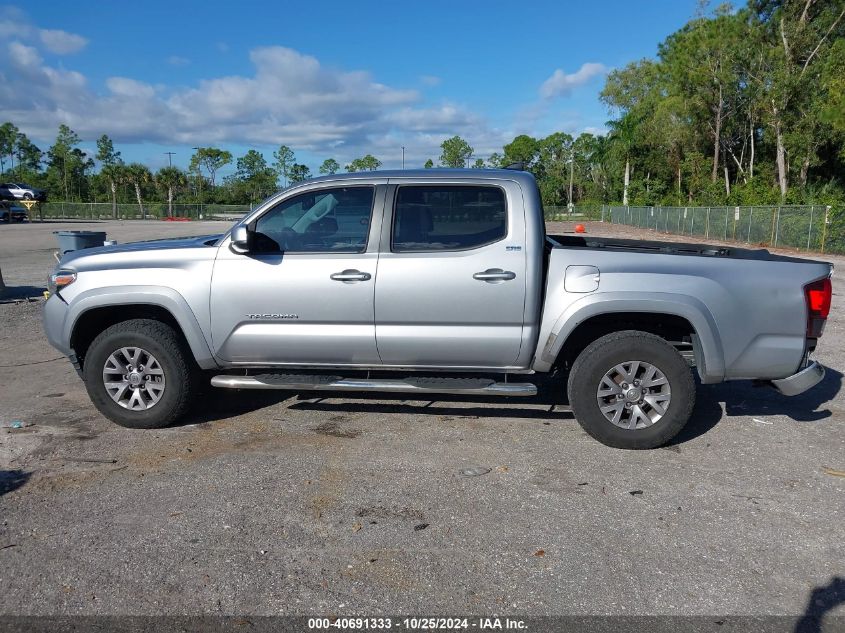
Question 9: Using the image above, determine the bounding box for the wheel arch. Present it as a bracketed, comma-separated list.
[534, 293, 724, 383]
[66, 286, 218, 370]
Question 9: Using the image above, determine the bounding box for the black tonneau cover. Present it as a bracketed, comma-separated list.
[547, 234, 826, 265]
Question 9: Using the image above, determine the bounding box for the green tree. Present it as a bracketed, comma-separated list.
[472, 158, 485, 169]
[319, 158, 340, 175]
[822, 38, 845, 157]
[605, 115, 639, 206]
[273, 145, 295, 187]
[439, 135, 473, 167]
[346, 155, 382, 172]
[486, 153, 503, 168]
[502, 135, 539, 168]
[234, 150, 277, 202]
[0, 122, 18, 174]
[126, 163, 152, 219]
[96, 134, 124, 217]
[12, 132, 42, 178]
[47, 124, 89, 201]
[750, 0, 845, 198]
[288, 163, 312, 183]
[660, 11, 746, 184]
[424, 159, 434, 168]
[189, 147, 232, 189]
[155, 166, 187, 218]
[574, 133, 612, 203]
[538, 132, 574, 205]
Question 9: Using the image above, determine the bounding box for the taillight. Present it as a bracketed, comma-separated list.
[805, 277, 832, 337]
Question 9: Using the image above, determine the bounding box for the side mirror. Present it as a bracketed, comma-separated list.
[230, 225, 250, 253]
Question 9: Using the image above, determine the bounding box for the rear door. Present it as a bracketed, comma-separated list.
[374, 180, 528, 368]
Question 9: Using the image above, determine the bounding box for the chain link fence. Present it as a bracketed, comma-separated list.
[603, 205, 843, 254]
[544, 205, 603, 221]
[25, 202, 252, 221]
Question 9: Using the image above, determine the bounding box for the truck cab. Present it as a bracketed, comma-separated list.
[212, 170, 544, 370]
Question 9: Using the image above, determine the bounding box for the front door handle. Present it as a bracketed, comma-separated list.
[473, 268, 516, 282]
[330, 269, 371, 282]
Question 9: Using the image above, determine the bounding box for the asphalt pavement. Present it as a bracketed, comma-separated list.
[0, 220, 842, 618]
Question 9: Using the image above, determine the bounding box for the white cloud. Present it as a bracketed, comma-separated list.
[0, 8, 87, 55]
[0, 8, 607, 169]
[167, 55, 190, 66]
[582, 125, 607, 136]
[8, 41, 41, 67]
[38, 28, 88, 54]
[540, 62, 608, 99]
[0, 6, 30, 38]
[0, 39, 497, 165]
[420, 75, 441, 87]
[106, 77, 157, 99]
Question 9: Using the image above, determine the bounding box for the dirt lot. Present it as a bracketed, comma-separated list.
[0, 219, 843, 617]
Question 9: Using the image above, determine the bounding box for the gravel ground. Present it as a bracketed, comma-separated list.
[0, 220, 843, 618]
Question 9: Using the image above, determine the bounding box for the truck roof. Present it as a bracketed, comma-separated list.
[300, 168, 538, 188]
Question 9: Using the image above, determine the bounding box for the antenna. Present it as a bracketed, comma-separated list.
[504, 161, 527, 171]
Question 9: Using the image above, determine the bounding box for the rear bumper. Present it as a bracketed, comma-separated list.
[770, 361, 825, 396]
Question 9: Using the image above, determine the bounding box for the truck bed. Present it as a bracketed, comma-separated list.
[547, 234, 825, 264]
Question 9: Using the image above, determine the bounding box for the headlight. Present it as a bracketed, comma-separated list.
[47, 270, 77, 295]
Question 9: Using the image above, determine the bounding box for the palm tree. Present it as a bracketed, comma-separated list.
[606, 114, 639, 206]
[126, 163, 152, 219]
[155, 167, 187, 218]
[101, 162, 126, 219]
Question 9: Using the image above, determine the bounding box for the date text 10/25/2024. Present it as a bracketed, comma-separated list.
[308, 618, 528, 630]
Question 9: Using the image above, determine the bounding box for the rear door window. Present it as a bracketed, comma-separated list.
[391, 185, 507, 252]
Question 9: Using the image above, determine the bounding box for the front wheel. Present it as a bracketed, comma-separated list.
[567, 330, 695, 449]
[83, 319, 199, 429]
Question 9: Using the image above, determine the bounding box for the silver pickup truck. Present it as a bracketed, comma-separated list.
[43, 168, 832, 449]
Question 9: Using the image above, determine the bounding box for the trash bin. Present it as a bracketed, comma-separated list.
[54, 231, 107, 254]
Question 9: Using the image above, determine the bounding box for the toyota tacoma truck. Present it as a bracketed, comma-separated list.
[42, 168, 832, 449]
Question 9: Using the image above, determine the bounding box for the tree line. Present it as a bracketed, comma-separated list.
[0, 0, 842, 214]
[430, 0, 844, 209]
[0, 120, 389, 216]
[592, 0, 845, 208]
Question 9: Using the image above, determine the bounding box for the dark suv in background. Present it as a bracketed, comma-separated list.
[0, 201, 28, 222]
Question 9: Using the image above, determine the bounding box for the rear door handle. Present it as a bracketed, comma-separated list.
[330, 269, 371, 282]
[473, 268, 516, 282]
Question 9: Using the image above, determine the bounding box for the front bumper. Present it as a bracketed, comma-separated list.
[42, 293, 73, 357]
[770, 361, 825, 396]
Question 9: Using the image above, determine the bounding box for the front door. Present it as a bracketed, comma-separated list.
[210, 184, 384, 366]
[374, 182, 527, 368]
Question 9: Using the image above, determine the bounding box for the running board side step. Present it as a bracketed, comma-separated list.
[210, 373, 537, 397]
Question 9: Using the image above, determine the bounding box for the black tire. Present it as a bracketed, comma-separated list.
[23, 193, 33, 200]
[567, 330, 695, 449]
[82, 319, 199, 429]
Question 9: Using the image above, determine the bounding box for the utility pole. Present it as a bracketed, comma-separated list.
[164, 152, 175, 167]
[192, 147, 203, 216]
[401, 146, 405, 170]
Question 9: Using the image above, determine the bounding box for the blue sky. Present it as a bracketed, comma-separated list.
[2, 1, 700, 176]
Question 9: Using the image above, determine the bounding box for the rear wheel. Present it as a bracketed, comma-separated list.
[567, 330, 695, 449]
[83, 319, 198, 429]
